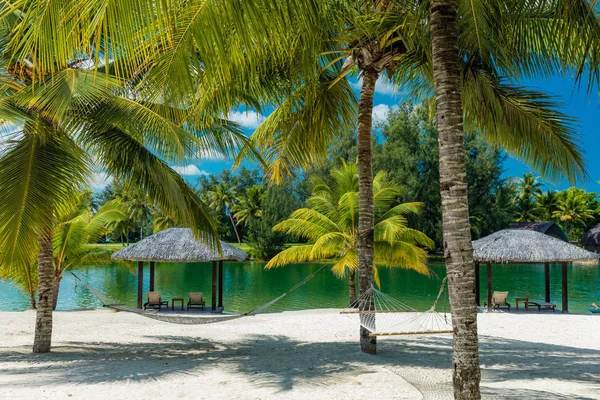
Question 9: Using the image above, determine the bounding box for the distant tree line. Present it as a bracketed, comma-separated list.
[92, 102, 600, 256]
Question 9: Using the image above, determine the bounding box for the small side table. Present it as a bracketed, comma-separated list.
[515, 297, 528, 311]
[171, 298, 184, 311]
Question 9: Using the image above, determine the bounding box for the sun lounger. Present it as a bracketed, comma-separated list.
[529, 301, 556, 312]
[492, 291, 511, 311]
[187, 292, 205, 311]
[144, 291, 168, 310]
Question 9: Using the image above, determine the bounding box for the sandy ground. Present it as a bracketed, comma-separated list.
[1, 309, 599, 400]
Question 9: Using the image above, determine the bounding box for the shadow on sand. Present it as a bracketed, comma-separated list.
[0, 333, 599, 399]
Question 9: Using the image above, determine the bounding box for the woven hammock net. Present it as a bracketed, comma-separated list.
[341, 283, 453, 336]
[70, 265, 327, 325]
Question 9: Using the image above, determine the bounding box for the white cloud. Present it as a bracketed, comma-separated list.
[350, 76, 403, 97]
[172, 164, 209, 176]
[227, 110, 265, 129]
[89, 172, 113, 191]
[372, 104, 391, 122]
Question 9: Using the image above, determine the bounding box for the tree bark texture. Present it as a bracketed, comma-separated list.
[33, 225, 55, 353]
[357, 68, 379, 355]
[349, 268, 357, 304]
[52, 273, 61, 311]
[430, 0, 481, 398]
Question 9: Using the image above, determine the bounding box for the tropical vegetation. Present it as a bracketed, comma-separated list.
[266, 162, 434, 303]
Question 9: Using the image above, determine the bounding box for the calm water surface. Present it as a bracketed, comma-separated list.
[1, 262, 599, 314]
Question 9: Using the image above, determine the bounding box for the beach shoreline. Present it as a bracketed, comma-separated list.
[1, 309, 599, 399]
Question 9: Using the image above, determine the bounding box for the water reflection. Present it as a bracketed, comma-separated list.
[0, 262, 598, 314]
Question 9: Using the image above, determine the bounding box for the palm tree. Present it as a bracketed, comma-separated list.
[266, 162, 434, 303]
[0, 5, 251, 353]
[153, 212, 177, 233]
[426, 1, 600, 397]
[514, 196, 543, 223]
[209, 182, 242, 243]
[536, 189, 560, 221]
[116, 186, 153, 240]
[51, 196, 127, 310]
[233, 185, 265, 227]
[516, 173, 543, 200]
[553, 188, 595, 240]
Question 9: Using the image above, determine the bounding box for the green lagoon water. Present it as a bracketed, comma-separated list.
[1, 262, 599, 313]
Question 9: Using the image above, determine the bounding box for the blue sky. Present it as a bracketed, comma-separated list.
[141, 75, 600, 193]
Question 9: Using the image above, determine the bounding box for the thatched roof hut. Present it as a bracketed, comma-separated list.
[473, 229, 597, 313]
[112, 228, 248, 311]
[581, 223, 600, 253]
[473, 229, 597, 263]
[112, 227, 248, 262]
[509, 222, 569, 242]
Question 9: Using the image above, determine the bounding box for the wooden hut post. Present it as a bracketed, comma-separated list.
[486, 262, 493, 312]
[561, 262, 568, 313]
[149, 261, 155, 292]
[211, 261, 217, 311]
[218, 260, 224, 308]
[137, 261, 144, 309]
[474, 262, 480, 306]
[544, 262, 550, 303]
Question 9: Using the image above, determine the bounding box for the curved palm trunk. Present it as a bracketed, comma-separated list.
[52, 272, 62, 311]
[229, 213, 241, 244]
[349, 269, 357, 304]
[430, 0, 481, 398]
[29, 292, 37, 309]
[357, 69, 379, 355]
[33, 225, 55, 353]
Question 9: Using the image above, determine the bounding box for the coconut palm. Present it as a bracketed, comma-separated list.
[208, 182, 242, 243]
[51, 195, 127, 310]
[426, 1, 600, 397]
[266, 162, 434, 303]
[536, 189, 560, 221]
[553, 188, 595, 240]
[516, 173, 543, 200]
[0, 5, 251, 354]
[233, 185, 265, 227]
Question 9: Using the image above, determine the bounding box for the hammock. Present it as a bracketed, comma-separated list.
[70, 265, 327, 325]
[341, 278, 453, 336]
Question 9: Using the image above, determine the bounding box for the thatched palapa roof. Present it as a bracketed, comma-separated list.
[473, 229, 598, 263]
[509, 221, 569, 242]
[111, 228, 248, 262]
[581, 223, 600, 246]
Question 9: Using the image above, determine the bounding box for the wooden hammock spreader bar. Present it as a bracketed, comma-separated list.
[369, 330, 453, 336]
[340, 309, 417, 314]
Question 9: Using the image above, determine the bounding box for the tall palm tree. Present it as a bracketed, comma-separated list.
[0, 4, 251, 354]
[428, 2, 482, 396]
[515, 173, 543, 200]
[208, 182, 242, 243]
[233, 185, 265, 227]
[426, 1, 600, 397]
[266, 161, 434, 303]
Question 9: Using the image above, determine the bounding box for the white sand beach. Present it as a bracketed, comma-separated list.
[1, 309, 599, 400]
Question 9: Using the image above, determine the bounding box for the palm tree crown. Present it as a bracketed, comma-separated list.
[266, 162, 434, 289]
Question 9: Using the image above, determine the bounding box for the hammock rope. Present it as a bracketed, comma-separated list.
[70, 264, 328, 325]
[341, 278, 453, 336]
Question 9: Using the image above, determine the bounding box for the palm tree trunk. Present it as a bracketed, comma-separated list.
[349, 269, 357, 304]
[430, 0, 481, 398]
[52, 273, 61, 311]
[29, 291, 37, 310]
[33, 225, 55, 353]
[229, 213, 242, 244]
[357, 68, 378, 355]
